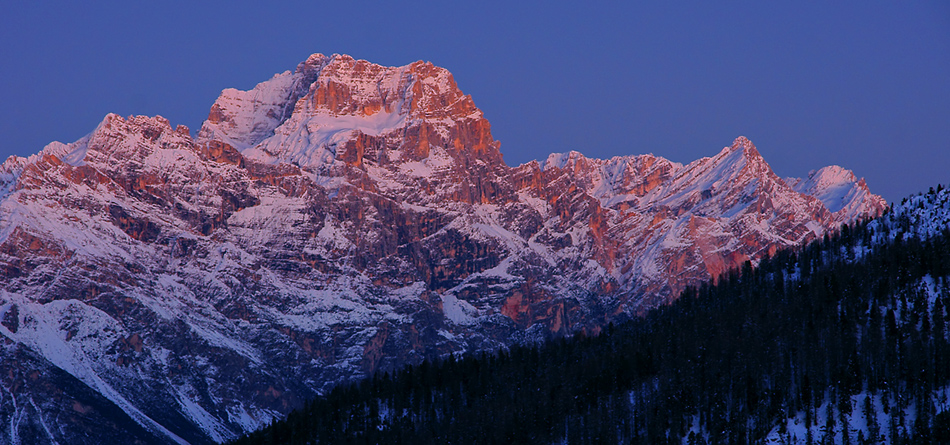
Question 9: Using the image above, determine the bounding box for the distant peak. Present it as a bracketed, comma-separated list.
[791, 164, 885, 216]
[807, 165, 855, 182]
[728, 136, 760, 157]
[732, 136, 752, 147]
[543, 151, 587, 171]
[98, 113, 177, 133]
[297, 53, 332, 74]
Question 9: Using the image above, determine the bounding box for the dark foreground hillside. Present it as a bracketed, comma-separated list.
[230, 186, 950, 444]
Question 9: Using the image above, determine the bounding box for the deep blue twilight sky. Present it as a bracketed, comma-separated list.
[1, 2, 948, 203]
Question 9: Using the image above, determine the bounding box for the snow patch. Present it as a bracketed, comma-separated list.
[440, 293, 478, 325]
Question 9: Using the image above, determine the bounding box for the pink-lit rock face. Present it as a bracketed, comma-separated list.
[0, 54, 885, 443]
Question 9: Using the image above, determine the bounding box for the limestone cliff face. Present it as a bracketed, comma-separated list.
[0, 54, 885, 444]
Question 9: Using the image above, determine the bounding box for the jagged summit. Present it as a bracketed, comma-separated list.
[0, 54, 888, 444]
[728, 135, 755, 152]
[199, 54, 502, 172]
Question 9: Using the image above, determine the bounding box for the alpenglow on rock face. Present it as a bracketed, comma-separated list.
[0, 54, 886, 444]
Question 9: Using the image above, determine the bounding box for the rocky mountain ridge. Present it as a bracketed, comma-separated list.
[0, 53, 885, 444]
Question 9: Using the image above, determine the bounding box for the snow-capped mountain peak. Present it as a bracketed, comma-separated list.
[0, 54, 888, 444]
[199, 54, 500, 172]
[788, 164, 885, 222]
[196, 53, 331, 151]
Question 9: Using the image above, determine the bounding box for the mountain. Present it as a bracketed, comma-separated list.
[230, 184, 950, 445]
[0, 54, 885, 443]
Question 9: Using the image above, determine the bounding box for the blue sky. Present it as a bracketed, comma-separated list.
[1, 1, 947, 203]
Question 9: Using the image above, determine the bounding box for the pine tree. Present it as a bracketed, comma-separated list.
[864, 394, 880, 444]
[822, 400, 836, 445]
